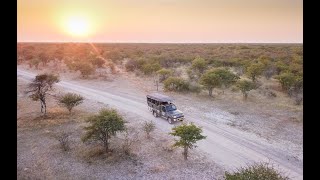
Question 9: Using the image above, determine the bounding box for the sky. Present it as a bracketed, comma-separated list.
[17, 0, 303, 43]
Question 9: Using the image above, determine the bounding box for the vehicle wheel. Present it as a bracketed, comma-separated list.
[168, 117, 172, 124]
[153, 111, 158, 117]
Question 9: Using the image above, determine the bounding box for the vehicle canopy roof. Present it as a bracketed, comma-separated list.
[147, 93, 173, 103]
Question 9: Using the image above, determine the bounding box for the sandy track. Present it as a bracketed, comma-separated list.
[17, 68, 303, 180]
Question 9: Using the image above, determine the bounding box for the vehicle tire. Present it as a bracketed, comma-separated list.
[167, 117, 172, 124]
[153, 111, 158, 117]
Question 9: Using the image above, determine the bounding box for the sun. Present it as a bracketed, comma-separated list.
[66, 16, 90, 36]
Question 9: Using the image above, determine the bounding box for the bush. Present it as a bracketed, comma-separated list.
[78, 63, 95, 78]
[188, 82, 202, 93]
[157, 68, 173, 82]
[90, 57, 105, 68]
[30, 58, 41, 69]
[125, 59, 138, 72]
[186, 68, 195, 80]
[58, 93, 84, 113]
[56, 132, 70, 151]
[246, 63, 265, 82]
[275, 61, 290, 74]
[263, 66, 277, 80]
[82, 108, 126, 153]
[107, 62, 116, 74]
[163, 77, 190, 92]
[143, 121, 156, 139]
[199, 69, 222, 97]
[122, 128, 138, 155]
[225, 162, 289, 180]
[213, 68, 239, 94]
[275, 72, 302, 93]
[208, 59, 224, 67]
[236, 79, 257, 100]
[141, 63, 161, 75]
[191, 56, 207, 74]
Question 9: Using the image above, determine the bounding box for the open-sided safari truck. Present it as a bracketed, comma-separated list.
[146, 93, 184, 124]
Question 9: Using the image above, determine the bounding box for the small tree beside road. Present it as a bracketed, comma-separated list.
[27, 73, 59, 115]
[170, 123, 206, 160]
[82, 108, 126, 153]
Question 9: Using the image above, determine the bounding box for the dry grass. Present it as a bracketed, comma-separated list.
[18, 57, 302, 179]
[18, 78, 225, 179]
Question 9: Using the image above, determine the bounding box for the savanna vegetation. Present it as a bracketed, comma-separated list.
[17, 43, 303, 104]
[18, 43, 302, 179]
[224, 162, 289, 180]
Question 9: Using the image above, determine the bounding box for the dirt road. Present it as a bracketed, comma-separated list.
[17, 68, 303, 180]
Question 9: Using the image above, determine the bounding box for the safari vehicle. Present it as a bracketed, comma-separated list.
[146, 93, 184, 124]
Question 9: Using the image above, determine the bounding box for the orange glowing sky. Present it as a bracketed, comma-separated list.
[17, 0, 303, 43]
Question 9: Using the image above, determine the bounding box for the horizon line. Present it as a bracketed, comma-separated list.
[17, 41, 303, 44]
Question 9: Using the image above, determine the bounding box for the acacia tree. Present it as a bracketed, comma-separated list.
[199, 70, 222, 97]
[246, 63, 265, 82]
[27, 73, 60, 115]
[82, 108, 126, 153]
[58, 93, 84, 113]
[170, 123, 206, 160]
[213, 68, 239, 94]
[236, 79, 256, 100]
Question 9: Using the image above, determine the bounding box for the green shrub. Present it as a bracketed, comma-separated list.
[58, 93, 84, 113]
[191, 56, 207, 74]
[170, 123, 206, 160]
[157, 68, 174, 82]
[208, 59, 224, 67]
[72, 62, 95, 77]
[199, 69, 222, 97]
[225, 162, 289, 180]
[236, 79, 256, 100]
[275, 72, 299, 92]
[141, 63, 161, 75]
[275, 61, 290, 74]
[213, 68, 239, 94]
[246, 63, 265, 82]
[82, 108, 126, 153]
[163, 77, 190, 92]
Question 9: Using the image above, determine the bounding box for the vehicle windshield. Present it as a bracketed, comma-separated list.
[166, 104, 177, 111]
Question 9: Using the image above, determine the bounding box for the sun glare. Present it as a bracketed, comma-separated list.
[66, 16, 89, 36]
